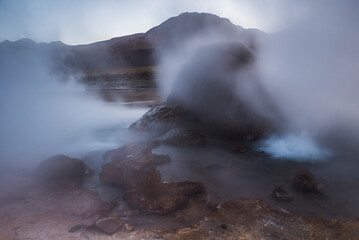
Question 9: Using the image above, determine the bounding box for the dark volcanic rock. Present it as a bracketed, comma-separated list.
[293, 169, 320, 193]
[129, 104, 199, 134]
[101, 142, 164, 189]
[159, 128, 206, 147]
[95, 217, 124, 235]
[37, 154, 86, 190]
[101, 142, 207, 214]
[272, 187, 293, 202]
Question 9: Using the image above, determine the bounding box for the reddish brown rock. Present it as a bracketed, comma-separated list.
[100, 143, 164, 189]
[293, 169, 319, 192]
[37, 154, 86, 190]
[124, 181, 206, 215]
[95, 217, 124, 235]
[101, 142, 207, 215]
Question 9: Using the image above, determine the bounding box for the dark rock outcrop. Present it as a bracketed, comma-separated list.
[37, 154, 86, 190]
[129, 104, 200, 134]
[101, 142, 207, 214]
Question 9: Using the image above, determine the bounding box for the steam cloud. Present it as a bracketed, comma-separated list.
[156, 2, 359, 160]
[256, 1, 359, 158]
[0, 47, 145, 166]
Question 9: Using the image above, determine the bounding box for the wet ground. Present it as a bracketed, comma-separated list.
[153, 143, 359, 220]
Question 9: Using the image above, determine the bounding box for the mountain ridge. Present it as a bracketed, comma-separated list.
[0, 12, 263, 88]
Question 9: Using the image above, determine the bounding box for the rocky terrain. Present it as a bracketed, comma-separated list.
[1, 146, 359, 240]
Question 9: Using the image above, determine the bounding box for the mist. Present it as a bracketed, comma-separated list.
[256, 1, 359, 157]
[155, 2, 359, 160]
[0, 47, 145, 167]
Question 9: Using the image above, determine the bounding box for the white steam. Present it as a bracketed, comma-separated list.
[260, 133, 330, 161]
[256, 1, 359, 158]
[0, 49, 145, 165]
[156, 4, 359, 160]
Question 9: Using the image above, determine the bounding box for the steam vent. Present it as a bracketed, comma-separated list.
[1, 3, 359, 240]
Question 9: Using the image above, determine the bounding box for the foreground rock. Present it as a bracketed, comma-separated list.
[294, 169, 323, 193]
[101, 142, 207, 214]
[37, 154, 87, 190]
[101, 142, 165, 190]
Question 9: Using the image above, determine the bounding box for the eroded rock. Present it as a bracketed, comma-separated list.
[101, 142, 207, 214]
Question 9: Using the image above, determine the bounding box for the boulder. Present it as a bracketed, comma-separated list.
[129, 104, 200, 134]
[100, 143, 165, 189]
[293, 169, 321, 193]
[37, 155, 86, 190]
[272, 187, 293, 202]
[101, 142, 207, 214]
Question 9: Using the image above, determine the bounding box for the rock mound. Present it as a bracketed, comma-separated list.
[101, 142, 206, 214]
[37, 154, 86, 190]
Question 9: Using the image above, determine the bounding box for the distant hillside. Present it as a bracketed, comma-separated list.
[0, 12, 263, 89]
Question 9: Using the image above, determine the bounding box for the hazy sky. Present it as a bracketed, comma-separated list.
[0, 0, 306, 45]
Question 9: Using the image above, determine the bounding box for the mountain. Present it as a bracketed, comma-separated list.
[0, 12, 263, 89]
